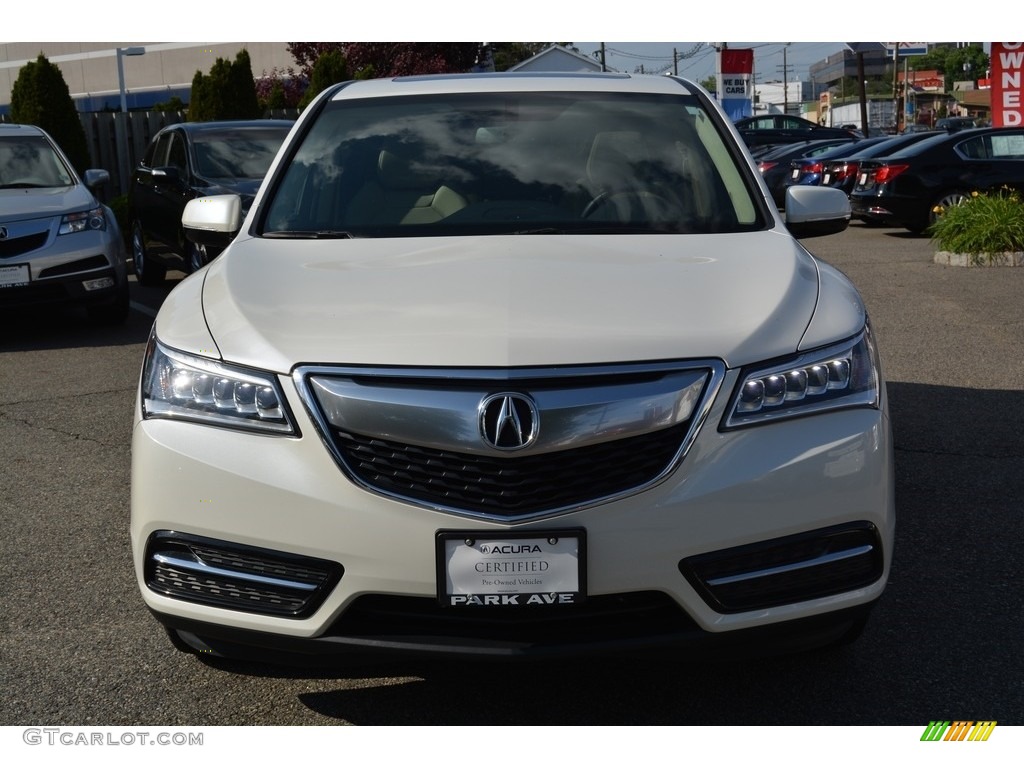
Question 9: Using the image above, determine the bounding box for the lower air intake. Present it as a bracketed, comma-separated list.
[679, 522, 884, 613]
[144, 531, 342, 618]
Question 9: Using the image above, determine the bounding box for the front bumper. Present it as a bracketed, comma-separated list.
[0, 227, 126, 310]
[130, 369, 895, 660]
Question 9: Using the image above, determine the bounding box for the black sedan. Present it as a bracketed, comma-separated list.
[735, 114, 856, 151]
[128, 119, 293, 285]
[756, 137, 860, 207]
[850, 127, 1024, 233]
[818, 132, 942, 195]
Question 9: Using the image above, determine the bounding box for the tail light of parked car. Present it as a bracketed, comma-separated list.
[873, 164, 910, 184]
[830, 162, 858, 181]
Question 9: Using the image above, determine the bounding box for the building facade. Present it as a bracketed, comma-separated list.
[0, 42, 295, 114]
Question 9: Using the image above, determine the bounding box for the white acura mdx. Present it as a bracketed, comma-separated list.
[131, 72, 893, 662]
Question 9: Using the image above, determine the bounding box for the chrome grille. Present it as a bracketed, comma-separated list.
[336, 422, 690, 517]
[296, 361, 724, 521]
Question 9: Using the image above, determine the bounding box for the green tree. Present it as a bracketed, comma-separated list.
[909, 44, 988, 91]
[189, 49, 261, 121]
[299, 49, 351, 108]
[10, 53, 90, 172]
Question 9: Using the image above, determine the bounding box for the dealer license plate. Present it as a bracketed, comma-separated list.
[437, 530, 585, 607]
[822, 173, 832, 185]
[0, 264, 30, 288]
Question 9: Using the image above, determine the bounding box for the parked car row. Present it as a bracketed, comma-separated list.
[755, 136, 861, 207]
[850, 127, 1024, 232]
[785, 132, 942, 198]
[757, 125, 1024, 235]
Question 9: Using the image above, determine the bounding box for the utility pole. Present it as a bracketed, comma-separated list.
[892, 43, 900, 132]
[599, 43, 607, 72]
[782, 44, 790, 115]
[858, 51, 869, 137]
[673, 48, 679, 76]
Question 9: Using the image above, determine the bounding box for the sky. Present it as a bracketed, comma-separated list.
[19, 0, 1000, 85]
[570, 42, 848, 83]
[25, 2, 998, 53]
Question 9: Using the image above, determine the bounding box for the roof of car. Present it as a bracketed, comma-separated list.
[161, 120, 295, 136]
[0, 123, 48, 137]
[325, 72, 700, 101]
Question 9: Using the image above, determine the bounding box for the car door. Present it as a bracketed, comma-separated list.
[131, 130, 173, 249]
[148, 129, 194, 263]
[966, 130, 1024, 192]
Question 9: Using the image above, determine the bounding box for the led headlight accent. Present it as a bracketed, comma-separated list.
[724, 326, 880, 428]
[59, 206, 107, 235]
[141, 335, 294, 434]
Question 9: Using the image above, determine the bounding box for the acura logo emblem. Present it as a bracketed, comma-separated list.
[0, 226, 8, 240]
[479, 393, 539, 451]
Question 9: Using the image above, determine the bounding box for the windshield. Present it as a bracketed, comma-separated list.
[260, 91, 765, 237]
[193, 129, 290, 180]
[0, 135, 75, 189]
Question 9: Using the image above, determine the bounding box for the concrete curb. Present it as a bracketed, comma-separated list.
[934, 250, 1024, 267]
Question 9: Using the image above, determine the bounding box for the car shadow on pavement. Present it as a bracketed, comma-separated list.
[0, 301, 153, 351]
[179, 379, 1024, 725]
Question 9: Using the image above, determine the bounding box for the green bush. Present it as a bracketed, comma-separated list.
[928, 189, 1024, 261]
[11, 53, 90, 173]
[189, 49, 260, 121]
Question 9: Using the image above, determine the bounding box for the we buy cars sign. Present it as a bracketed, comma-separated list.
[992, 43, 1024, 126]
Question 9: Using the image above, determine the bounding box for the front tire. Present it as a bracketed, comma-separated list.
[131, 221, 166, 286]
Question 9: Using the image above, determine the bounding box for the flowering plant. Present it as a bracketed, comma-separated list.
[929, 188, 1024, 262]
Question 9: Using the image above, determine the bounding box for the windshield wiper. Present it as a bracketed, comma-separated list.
[0, 182, 50, 189]
[263, 230, 355, 239]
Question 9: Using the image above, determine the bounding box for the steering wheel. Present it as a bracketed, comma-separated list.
[581, 189, 677, 220]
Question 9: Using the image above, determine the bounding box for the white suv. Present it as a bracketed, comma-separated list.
[131, 73, 893, 662]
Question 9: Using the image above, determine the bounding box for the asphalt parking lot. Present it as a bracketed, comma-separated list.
[1, 220, 1022, 726]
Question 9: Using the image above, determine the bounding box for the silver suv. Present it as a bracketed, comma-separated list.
[0, 124, 129, 323]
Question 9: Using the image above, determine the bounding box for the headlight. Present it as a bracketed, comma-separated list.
[59, 206, 107, 235]
[723, 325, 880, 429]
[141, 335, 295, 434]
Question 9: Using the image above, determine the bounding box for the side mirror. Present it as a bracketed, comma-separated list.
[785, 186, 851, 238]
[151, 166, 182, 186]
[183, 195, 242, 249]
[82, 169, 110, 190]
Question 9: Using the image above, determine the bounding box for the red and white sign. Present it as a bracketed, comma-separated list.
[992, 43, 1024, 127]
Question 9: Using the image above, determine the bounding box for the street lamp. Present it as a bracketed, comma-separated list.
[115, 46, 145, 196]
[116, 46, 146, 113]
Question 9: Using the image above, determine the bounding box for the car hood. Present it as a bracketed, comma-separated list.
[193, 232, 824, 372]
[0, 185, 96, 222]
